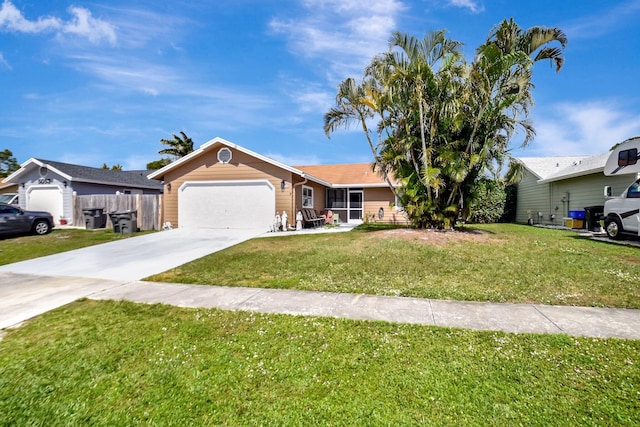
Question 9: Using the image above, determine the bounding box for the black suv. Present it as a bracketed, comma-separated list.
[0, 202, 54, 236]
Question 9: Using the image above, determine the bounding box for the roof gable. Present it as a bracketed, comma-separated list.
[538, 152, 609, 183]
[516, 156, 591, 180]
[4, 158, 162, 189]
[147, 137, 332, 186]
[147, 137, 395, 188]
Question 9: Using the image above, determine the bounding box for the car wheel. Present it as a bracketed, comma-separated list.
[32, 220, 51, 235]
[604, 216, 623, 240]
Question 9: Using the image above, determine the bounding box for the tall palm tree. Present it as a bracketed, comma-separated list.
[323, 77, 399, 194]
[323, 20, 566, 228]
[368, 30, 465, 203]
[159, 131, 194, 159]
[487, 18, 567, 72]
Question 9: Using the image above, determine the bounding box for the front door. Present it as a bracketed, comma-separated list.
[348, 190, 363, 222]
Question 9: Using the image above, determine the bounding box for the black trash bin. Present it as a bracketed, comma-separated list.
[83, 208, 106, 229]
[109, 212, 122, 233]
[584, 205, 604, 231]
[109, 210, 138, 234]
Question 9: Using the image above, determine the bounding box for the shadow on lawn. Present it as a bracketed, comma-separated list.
[567, 232, 640, 247]
[353, 222, 498, 235]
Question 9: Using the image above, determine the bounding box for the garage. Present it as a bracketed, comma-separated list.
[27, 186, 63, 225]
[178, 180, 275, 230]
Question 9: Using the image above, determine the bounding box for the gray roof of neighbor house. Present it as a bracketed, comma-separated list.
[3, 158, 162, 190]
[516, 153, 609, 183]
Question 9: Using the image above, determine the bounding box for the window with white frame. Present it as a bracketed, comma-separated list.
[394, 192, 404, 211]
[302, 185, 313, 208]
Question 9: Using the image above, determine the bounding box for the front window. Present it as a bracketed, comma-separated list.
[326, 188, 346, 209]
[302, 185, 314, 208]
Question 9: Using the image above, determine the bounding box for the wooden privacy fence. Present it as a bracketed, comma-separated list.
[72, 194, 163, 231]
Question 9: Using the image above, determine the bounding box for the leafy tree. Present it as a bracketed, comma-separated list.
[325, 19, 566, 228]
[0, 149, 19, 178]
[146, 158, 171, 170]
[466, 178, 506, 224]
[159, 131, 194, 159]
[101, 163, 123, 171]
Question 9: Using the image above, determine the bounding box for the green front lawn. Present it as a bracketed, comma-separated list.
[0, 229, 150, 266]
[1, 300, 638, 426]
[148, 224, 640, 309]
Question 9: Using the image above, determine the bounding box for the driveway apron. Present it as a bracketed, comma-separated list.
[0, 228, 263, 281]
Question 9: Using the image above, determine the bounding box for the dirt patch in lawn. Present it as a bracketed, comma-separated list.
[374, 228, 503, 246]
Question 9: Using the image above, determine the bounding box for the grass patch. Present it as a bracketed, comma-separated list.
[0, 300, 637, 426]
[0, 229, 152, 266]
[148, 224, 640, 308]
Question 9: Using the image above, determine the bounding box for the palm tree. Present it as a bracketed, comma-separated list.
[324, 77, 399, 195]
[324, 20, 566, 228]
[486, 18, 567, 72]
[159, 131, 194, 159]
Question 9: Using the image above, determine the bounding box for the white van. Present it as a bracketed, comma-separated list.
[603, 137, 640, 239]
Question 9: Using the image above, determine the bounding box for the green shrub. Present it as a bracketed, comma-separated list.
[467, 178, 506, 224]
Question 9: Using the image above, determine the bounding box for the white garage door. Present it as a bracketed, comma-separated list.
[27, 186, 63, 225]
[179, 180, 275, 230]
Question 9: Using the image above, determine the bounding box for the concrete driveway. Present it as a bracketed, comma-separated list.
[0, 228, 264, 281]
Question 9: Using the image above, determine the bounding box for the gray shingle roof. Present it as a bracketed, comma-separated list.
[35, 159, 163, 189]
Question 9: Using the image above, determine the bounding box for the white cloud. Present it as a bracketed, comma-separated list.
[67, 54, 178, 94]
[564, 0, 640, 39]
[0, 51, 10, 69]
[62, 6, 116, 45]
[101, 6, 187, 49]
[269, 0, 406, 81]
[287, 83, 334, 113]
[0, 1, 116, 45]
[525, 101, 640, 156]
[0, 0, 60, 33]
[448, 0, 484, 13]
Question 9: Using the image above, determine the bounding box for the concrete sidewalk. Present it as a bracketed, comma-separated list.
[2, 272, 638, 340]
[89, 281, 640, 339]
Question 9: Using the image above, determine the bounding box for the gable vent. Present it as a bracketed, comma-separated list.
[217, 147, 232, 164]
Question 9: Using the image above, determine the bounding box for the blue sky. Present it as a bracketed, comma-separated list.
[1, 0, 639, 170]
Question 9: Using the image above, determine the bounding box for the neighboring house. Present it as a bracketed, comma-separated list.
[514, 153, 633, 225]
[0, 182, 18, 194]
[3, 158, 163, 225]
[148, 137, 406, 231]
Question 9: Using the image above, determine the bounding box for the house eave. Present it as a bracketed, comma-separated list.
[69, 177, 162, 190]
[148, 137, 313, 183]
[537, 167, 604, 183]
[4, 158, 73, 183]
[329, 183, 399, 189]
